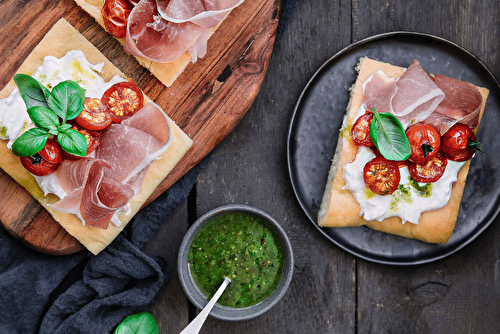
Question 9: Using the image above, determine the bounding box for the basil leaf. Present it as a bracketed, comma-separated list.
[369, 109, 411, 161]
[11, 128, 49, 157]
[57, 129, 87, 157]
[26, 106, 60, 131]
[114, 312, 159, 334]
[48, 80, 85, 122]
[13, 74, 50, 109]
[58, 123, 72, 132]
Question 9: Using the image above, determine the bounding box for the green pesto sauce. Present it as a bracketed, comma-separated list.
[363, 187, 376, 199]
[408, 176, 433, 197]
[389, 184, 413, 211]
[188, 213, 284, 308]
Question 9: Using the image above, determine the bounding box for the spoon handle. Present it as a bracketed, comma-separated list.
[180, 277, 231, 334]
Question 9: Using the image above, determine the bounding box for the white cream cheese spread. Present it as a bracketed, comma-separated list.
[343, 146, 465, 224]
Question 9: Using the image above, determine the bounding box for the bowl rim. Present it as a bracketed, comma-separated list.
[177, 204, 294, 321]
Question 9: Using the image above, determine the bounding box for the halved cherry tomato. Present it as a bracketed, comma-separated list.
[441, 123, 480, 162]
[102, 0, 132, 39]
[351, 111, 374, 148]
[363, 157, 401, 196]
[408, 151, 448, 183]
[372, 147, 407, 168]
[101, 80, 144, 123]
[62, 123, 100, 160]
[406, 123, 441, 164]
[75, 98, 112, 131]
[20, 138, 62, 176]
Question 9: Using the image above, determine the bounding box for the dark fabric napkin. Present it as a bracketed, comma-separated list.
[0, 1, 300, 333]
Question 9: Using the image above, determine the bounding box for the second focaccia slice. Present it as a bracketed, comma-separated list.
[73, 0, 239, 87]
[317, 57, 488, 244]
[0, 18, 192, 254]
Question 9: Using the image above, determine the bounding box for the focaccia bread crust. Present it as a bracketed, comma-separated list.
[0, 18, 193, 254]
[74, 0, 224, 87]
[317, 57, 489, 244]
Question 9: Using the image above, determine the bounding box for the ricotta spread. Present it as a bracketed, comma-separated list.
[0, 50, 128, 222]
[343, 146, 465, 224]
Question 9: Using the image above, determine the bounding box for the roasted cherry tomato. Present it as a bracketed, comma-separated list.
[351, 111, 374, 148]
[441, 123, 481, 162]
[363, 157, 401, 196]
[20, 138, 62, 176]
[405, 123, 441, 164]
[62, 123, 100, 160]
[102, 0, 132, 39]
[408, 151, 448, 183]
[75, 98, 112, 131]
[101, 80, 144, 123]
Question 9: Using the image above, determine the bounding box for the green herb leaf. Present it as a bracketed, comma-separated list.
[57, 129, 87, 157]
[369, 108, 411, 161]
[26, 106, 60, 131]
[11, 128, 49, 157]
[114, 312, 159, 334]
[58, 123, 72, 132]
[47, 80, 85, 122]
[13, 74, 50, 109]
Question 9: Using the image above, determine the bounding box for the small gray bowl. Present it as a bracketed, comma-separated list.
[178, 204, 294, 321]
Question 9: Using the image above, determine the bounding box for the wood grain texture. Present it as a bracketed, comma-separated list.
[0, 0, 280, 254]
[143, 0, 500, 333]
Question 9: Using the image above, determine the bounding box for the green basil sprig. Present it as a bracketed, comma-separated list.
[11, 74, 87, 157]
[114, 312, 159, 334]
[369, 108, 411, 161]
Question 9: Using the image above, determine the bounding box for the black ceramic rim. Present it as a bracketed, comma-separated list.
[287, 31, 500, 266]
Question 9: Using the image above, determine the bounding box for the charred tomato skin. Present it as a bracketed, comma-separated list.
[441, 123, 479, 162]
[101, 80, 144, 123]
[352, 111, 374, 148]
[406, 123, 441, 164]
[75, 98, 113, 131]
[20, 138, 62, 176]
[408, 151, 448, 183]
[102, 0, 132, 39]
[363, 156, 401, 196]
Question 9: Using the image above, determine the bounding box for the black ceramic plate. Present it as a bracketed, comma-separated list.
[287, 32, 500, 265]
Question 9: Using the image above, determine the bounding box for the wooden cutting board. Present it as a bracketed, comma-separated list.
[0, 0, 280, 255]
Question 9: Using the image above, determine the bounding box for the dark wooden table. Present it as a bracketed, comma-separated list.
[141, 0, 500, 333]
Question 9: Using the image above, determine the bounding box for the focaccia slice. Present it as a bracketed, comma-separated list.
[0, 18, 193, 254]
[74, 0, 228, 87]
[317, 57, 488, 244]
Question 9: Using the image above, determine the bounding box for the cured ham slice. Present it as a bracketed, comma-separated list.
[51, 159, 135, 229]
[125, 0, 244, 63]
[50, 102, 172, 229]
[363, 60, 445, 128]
[424, 74, 483, 134]
[157, 0, 244, 29]
[362, 70, 397, 112]
[362, 59, 481, 134]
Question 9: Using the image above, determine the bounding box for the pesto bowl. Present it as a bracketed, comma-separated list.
[177, 204, 294, 321]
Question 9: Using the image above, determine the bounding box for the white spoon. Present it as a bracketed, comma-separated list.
[180, 277, 231, 334]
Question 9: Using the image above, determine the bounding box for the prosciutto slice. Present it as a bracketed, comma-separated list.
[362, 59, 482, 134]
[124, 0, 244, 63]
[50, 102, 172, 229]
[424, 74, 484, 134]
[363, 60, 445, 128]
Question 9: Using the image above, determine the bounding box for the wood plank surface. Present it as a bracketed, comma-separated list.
[143, 0, 500, 333]
[0, 0, 280, 254]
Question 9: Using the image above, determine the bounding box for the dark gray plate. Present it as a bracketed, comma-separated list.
[287, 32, 500, 265]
